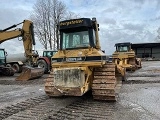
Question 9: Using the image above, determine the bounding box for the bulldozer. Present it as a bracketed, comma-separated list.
[112, 42, 142, 72]
[45, 18, 125, 101]
[0, 20, 44, 80]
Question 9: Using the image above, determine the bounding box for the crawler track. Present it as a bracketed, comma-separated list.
[92, 63, 122, 101]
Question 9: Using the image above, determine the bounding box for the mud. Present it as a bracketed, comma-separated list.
[0, 61, 160, 120]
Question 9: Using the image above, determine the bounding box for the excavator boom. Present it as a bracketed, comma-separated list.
[0, 30, 22, 43]
[0, 20, 44, 80]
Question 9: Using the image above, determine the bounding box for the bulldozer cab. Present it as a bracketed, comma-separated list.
[0, 49, 6, 66]
[62, 31, 89, 49]
[115, 42, 131, 52]
[59, 18, 99, 50]
[51, 18, 107, 65]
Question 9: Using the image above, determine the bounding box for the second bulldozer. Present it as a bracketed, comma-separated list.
[112, 42, 142, 71]
[45, 18, 125, 101]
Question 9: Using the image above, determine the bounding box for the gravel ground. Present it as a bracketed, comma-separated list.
[0, 61, 160, 120]
[0, 74, 47, 109]
[118, 61, 160, 120]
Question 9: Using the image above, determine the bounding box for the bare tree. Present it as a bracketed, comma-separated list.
[50, 0, 66, 49]
[31, 0, 49, 49]
[65, 11, 80, 20]
[30, 0, 66, 50]
[30, 0, 80, 50]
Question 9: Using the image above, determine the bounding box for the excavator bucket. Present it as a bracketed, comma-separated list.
[16, 66, 44, 81]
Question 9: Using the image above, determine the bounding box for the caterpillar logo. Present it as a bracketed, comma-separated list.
[66, 57, 82, 61]
[60, 19, 83, 26]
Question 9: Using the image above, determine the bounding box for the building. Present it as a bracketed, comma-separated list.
[131, 43, 160, 59]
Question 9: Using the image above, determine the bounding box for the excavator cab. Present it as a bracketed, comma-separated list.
[0, 49, 14, 76]
[0, 49, 6, 66]
[60, 18, 100, 50]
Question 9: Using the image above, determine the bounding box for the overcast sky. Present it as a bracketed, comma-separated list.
[0, 0, 160, 55]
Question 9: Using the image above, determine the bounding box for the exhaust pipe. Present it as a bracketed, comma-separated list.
[16, 66, 44, 81]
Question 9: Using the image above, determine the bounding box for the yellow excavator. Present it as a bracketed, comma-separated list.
[45, 18, 125, 101]
[112, 42, 142, 72]
[0, 20, 44, 80]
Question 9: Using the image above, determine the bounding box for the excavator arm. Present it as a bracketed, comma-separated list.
[0, 20, 44, 80]
[0, 20, 37, 66]
[0, 29, 22, 43]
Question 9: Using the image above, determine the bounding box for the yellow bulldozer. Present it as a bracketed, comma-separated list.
[0, 20, 44, 80]
[44, 18, 126, 101]
[112, 42, 142, 72]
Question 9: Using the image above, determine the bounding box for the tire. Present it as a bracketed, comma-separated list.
[3, 67, 14, 76]
[6, 64, 12, 68]
[12, 63, 21, 73]
[37, 60, 48, 73]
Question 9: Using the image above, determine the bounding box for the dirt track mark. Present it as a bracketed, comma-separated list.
[0, 95, 48, 120]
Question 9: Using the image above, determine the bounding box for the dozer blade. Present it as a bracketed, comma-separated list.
[16, 66, 44, 81]
[45, 67, 87, 97]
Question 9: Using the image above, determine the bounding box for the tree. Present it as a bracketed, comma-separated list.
[30, 0, 79, 50]
[65, 11, 80, 20]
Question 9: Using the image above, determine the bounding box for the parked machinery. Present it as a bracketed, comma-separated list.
[0, 20, 44, 80]
[0, 48, 14, 76]
[6, 53, 29, 73]
[37, 50, 57, 73]
[112, 42, 142, 71]
[45, 18, 126, 101]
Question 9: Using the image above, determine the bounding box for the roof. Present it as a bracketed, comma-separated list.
[131, 43, 160, 48]
[59, 18, 92, 30]
[115, 42, 131, 46]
